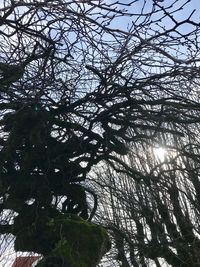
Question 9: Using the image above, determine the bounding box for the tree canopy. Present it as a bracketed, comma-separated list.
[0, 0, 200, 266]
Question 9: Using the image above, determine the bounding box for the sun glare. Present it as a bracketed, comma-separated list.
[153, 147, 166, 161]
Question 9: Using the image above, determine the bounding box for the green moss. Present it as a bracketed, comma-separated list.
[36, 215, 111, 267]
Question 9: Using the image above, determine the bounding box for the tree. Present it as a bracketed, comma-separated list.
[0, 0, 200, 266]
[93, 129, 200, 267]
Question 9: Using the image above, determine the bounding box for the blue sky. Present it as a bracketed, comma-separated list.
[105, 0, 200, 32]
[0, 1, 200, 266]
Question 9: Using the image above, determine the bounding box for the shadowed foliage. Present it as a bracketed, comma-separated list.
[0, 1, 200, 266]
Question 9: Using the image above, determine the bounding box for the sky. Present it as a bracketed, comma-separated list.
[0, 0, 200, 266]
[105, 0, 200, 32]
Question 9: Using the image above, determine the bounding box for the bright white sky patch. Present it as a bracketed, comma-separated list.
[153, 147, 166, 162]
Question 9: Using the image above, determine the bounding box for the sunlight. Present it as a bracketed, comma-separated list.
[153, 147, 166, 162]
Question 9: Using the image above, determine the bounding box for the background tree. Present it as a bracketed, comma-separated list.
[0, 0, 200, 266]
[93, 133, 200, 266]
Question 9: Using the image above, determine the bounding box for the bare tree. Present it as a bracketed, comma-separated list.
[93, 127, 200, 266]
[0, 0, 200, 266]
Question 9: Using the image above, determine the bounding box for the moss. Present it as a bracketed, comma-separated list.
[36, 215, 111, 267]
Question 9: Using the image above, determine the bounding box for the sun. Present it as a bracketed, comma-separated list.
[153, 147, 166, 161]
